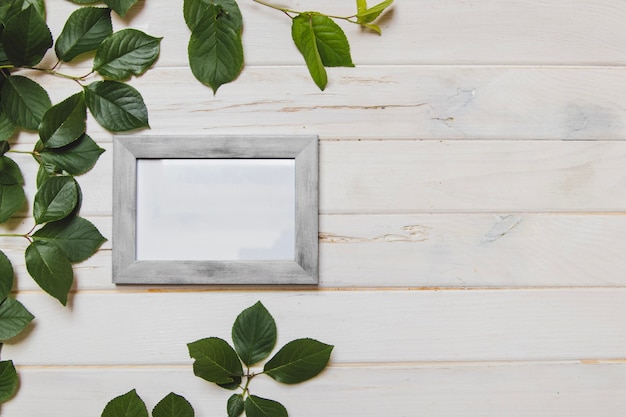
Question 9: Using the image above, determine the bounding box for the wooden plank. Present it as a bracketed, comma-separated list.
[4, 290, 626, 365]
[4, 213, 626, 289]
[9, 66, 626, 142]
[43, 0, 626, 67]
[5, 362, 626, 417]
[6, 140, 626, 216]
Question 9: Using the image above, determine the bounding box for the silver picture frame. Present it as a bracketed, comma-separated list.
[112, 135, 319, 285]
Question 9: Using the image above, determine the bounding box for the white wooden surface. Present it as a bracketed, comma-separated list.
[2, 0, 626, 415]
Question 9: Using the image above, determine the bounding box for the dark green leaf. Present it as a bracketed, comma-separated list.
[39, 92, 87, 148]
[227, 394, 244, 417]
[232, 301, 276, 366]
[84, 80, 149, 131]
[152, 392, 194, 417]
[299, 14, 353, 68]
[0, 141, 8, 156]
[55, 6, 113, 62]
[4, 0, 46, 21]
[33, 175, 79, 224]
[2, 5, 52, 66]
[244, 396, 287, 417]
[1, 75, 51, 130]
[0, 111, 16, 142]
[25, 241, 73, 305]
[183, 0, 242, 32]
[101, 389, 149, 417]
[32, 215, 106, 262]
[93, 28, 161, 80]
[187, 337, 243, 385]
[0, 360, 18, 404]
[36, 163, 50, 187]
[38, 134, 105, 176]
[69, 0, 102, 4]
[0, 184, 25, 223]
[263, 338, 333, 384]
[0, 250, 13, 299]
[188, 5, 243, 93]
[103, 0, 139, 18]
[0, 156, 23, 185]
[0, 296, 34, 341]
[356, 0, 393, 24]
[291, 14, 327, 90]
[217, 375, 241, 390]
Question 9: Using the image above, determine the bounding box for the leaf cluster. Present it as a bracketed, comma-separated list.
[103, 302, 333, 417]
[186, 0, 393, 91]
[0, 0, 158, 405]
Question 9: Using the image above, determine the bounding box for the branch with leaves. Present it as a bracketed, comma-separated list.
[102, 302, 333, 417]
[185, 0, 394, 91]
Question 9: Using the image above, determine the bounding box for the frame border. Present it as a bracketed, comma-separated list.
[112, 135, 319, 285]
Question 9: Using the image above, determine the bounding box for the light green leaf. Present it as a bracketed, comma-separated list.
[0, 297, 34, 341]
[356, 0, 367, 14]
[232, 301, 276, 366]
[38, 134, 105, 176]
[2, 5, 52, 66]
[1, 75, 51, 130]
[292, 14, 327, 90]
[263, 338, 333, 384]
[25, 241, 73, 305]
[0, 111, 16, 142]
[0, 360, 18, 404]
[227, 394, 244, 417]
[0, 250, 13, 299]
[188, 5, 243, 93]
[244, 396, 288, 417]
[0, 156, 24, 185]
[103, 0, 139, 18]
[93, 29, 161, 80]
[359, 22, 381, 35]
[101, 389, 149, 417]
[55, 7, 113, 62]
[39, 93, 87, 149]
[0, 184, 25, 223]
[32, 215, 106, 262]
[183, 0, 242, 32]
[187, 337, 243, 385]
[152, 392, 194, 417]
[84, 80, 149, 131]
[356, 0, 393, 24]
[33, 176, 79, 224]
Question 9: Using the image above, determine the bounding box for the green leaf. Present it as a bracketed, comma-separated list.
[0, 141, 8, 156]
[1, 75, 52, 130]
[217, 375, 241, 391]
[187, 337, 243, 385]
[39, 93, 87, 149]
[227, 394, 244, 417]
[0, 184, 25, 223]
[0, 156, 24, 185]
[263, 338, 333, 384]
[0, 250, 13, 299]
[232, 301, 276, 366]
[38, 134, 105, 176]
[2, 5, 52, 66]
[244, 396, 288, 417]
[32, 215, 106, 262]
[357, 0, 393, 24]
[101, 389, 149, 417]
[0, 111, 16, 142]
[33, 175, 79, 224]
[84, 80, 149, 131]
[69, 0, 102, 4]
[36, 163, 50, 187]
[93, 29, 161, 81]
[55, 6, 113, 62]
[291, 14, 326, 90]
[188, 5, 243, 93]
[0, 297, 34, 341]
[183, 0, 242, 32]
[356, 0, 367, 14]
[103, 0, 139, 18]
[152, 392, 194, 417]
[0, 360, 18, 404]
[25, 241, 73, 305]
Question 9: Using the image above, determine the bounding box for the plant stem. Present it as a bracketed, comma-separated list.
[7, 150, 34, 155]
[252, 0, 358, 21]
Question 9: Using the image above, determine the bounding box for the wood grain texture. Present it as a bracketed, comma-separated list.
[4, 290, 626, 365]
[5, 363, 626, 417]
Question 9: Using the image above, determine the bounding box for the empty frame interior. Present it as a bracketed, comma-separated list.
[113, 135, 318, 284]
